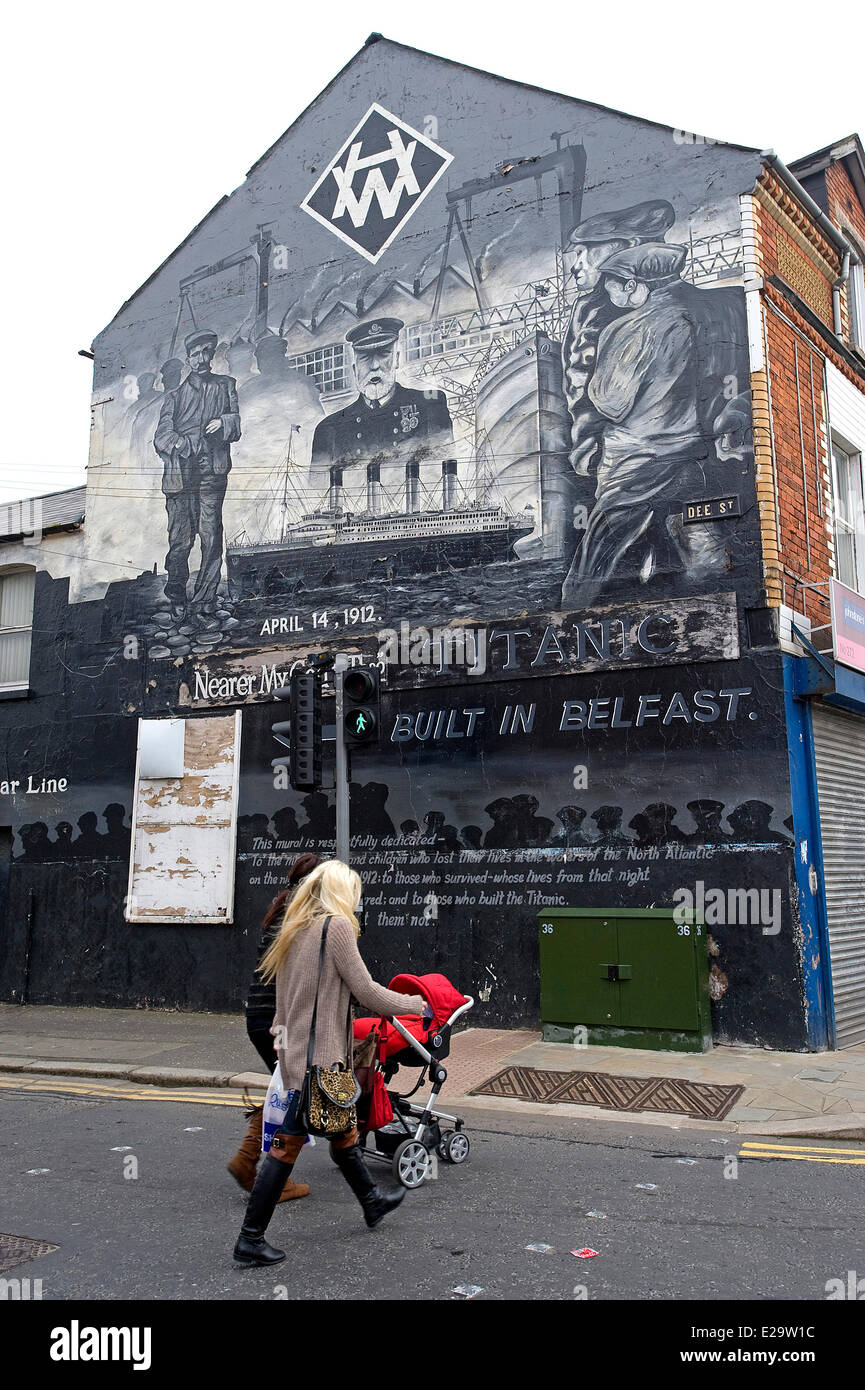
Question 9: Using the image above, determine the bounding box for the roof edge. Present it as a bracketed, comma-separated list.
[93, 32, 765, 342]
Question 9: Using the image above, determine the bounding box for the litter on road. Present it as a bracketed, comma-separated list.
[524, 1242, 555, 1253]
[571, 1248, 599, 1259]
[452, 1284, 484, 1298]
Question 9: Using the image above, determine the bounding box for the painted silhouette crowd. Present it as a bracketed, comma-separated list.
[238, 786, 793, 854]
[14, 790, 792, 866]
[14, 805, 130, 864]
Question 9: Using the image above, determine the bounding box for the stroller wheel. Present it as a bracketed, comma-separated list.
[446, 1131, 470, 1164]
[393, 1139, 431, 1189]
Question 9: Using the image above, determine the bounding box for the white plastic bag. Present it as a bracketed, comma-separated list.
[261, 1062, 288, 1155]
[261, 1062, 314, 1154]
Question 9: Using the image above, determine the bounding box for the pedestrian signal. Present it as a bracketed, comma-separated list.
[343, 665, 379, 745]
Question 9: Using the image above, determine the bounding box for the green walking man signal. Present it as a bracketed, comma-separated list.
[343, 665, 380, 745]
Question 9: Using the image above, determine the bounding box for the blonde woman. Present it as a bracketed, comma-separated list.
[233, 859, 425, 1267]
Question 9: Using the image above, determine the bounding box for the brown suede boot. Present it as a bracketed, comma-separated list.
[229, 1104, 310, 1200]
[271, 1132, 310, 1202]
[227, 1102, 264, 1191]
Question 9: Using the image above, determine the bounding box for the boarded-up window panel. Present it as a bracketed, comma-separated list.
[777, 236, 833, 324]
[126, 712, 241, 924]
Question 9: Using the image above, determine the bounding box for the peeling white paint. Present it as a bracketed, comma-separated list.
[126, 711, 241, 924]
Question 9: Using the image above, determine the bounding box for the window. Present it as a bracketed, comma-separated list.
[831, 441, 865, 593]
[848, 261, 865, 352]
[286, 344, 346, 395]
[405, 322, 492, 361]
[0, 568, 35, 690]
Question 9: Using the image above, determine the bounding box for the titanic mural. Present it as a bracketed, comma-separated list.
[80, 100, 756, 661]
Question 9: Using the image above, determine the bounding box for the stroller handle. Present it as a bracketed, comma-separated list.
[382, 996, 475, 1058]
[444, 996, 474, 1027]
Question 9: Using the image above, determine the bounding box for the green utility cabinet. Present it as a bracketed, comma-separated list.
[538, 908, 711, 1052]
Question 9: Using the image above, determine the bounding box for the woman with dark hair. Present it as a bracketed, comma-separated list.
[226, 852, 322, 1201]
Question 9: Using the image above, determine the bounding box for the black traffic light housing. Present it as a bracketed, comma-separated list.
[343, 665, 380, 745]
[290, 670, 322, 789]
[271, 669, 322, 791]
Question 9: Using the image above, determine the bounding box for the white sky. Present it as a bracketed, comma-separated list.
[1, 0, 863, 504]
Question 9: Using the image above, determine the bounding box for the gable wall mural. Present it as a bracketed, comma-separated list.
[0, 41, 808, 1046]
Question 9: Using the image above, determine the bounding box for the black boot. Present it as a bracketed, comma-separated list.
[233, 1154, 291, 1266]
[332, 1142, 406, 1229]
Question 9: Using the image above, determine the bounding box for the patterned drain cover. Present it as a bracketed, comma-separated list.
[0, 1233, 59, 1275]
[470, 1066, 744, 1122]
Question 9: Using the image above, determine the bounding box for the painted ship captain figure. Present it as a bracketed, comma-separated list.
[154, 329, 241, 621]
[310, 318, 453, 509]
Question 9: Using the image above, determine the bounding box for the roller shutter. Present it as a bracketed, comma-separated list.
[811, 703, 865, 1046]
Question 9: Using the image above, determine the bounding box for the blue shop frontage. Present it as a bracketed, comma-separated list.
[785, 597, 865, 1048]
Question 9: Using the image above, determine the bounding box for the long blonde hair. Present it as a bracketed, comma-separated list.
[259, 859, 361, 983]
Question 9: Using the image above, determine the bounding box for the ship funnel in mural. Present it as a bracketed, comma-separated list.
[366, 460, 382, 514]
[442, 458, 458, 512]
[329, 465, 345, 512]
[406, 460, 421, 514]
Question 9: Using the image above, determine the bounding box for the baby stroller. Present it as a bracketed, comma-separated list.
[352, 973, 474, 1189]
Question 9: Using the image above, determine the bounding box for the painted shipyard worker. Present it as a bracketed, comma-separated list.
[561, 199, 676, 479]
[563, 243, 727, 603]
[154, 329, 241, 620]
[310, 318, 453, 507]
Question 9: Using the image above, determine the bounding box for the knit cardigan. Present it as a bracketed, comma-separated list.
[272, 915, 425, 1093]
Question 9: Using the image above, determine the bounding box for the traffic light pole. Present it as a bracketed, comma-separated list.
[334, 653, 350, 863]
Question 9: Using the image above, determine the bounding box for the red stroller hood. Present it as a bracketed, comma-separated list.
[352, 973, 468, 1058]
[387, 973, 468, 1028]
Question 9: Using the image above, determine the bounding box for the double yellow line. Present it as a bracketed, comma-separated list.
[0, 1074, 249, 1108]
[740, 1140, 865, 1166]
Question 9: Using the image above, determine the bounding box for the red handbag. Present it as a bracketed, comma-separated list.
[367, 1069, 394, 1131]
[356, 1021, 393, 1134]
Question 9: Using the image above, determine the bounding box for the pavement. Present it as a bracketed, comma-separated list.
[2, 1003, 865, 1140]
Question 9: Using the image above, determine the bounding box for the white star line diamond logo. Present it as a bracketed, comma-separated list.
[301, 103, 453, 264]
